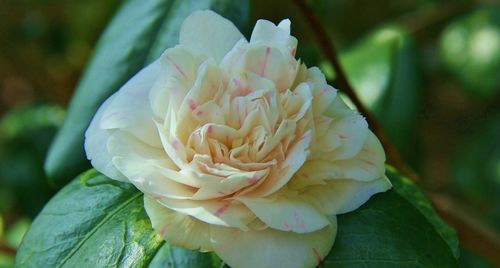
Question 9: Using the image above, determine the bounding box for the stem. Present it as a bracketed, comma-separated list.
[292, 0, 500, 265]
[430, 193, 500, 267]
[0, 242, 16, 256]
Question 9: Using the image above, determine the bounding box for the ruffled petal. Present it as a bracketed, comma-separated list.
[303, 176, 392, 215]
[180, 10, 244, 62]
[210, 217, 336, 268]
[155, 197, 255, 230]
[250, 19, 298, 55]
[100, 60, 161, 147]
[84, 95, 127, 182]
[326, 131, 386, 181]
[238, 192, 330, 233]
[144, 196, 212, 252]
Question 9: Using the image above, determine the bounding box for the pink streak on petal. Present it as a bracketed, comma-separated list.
[187, 99, 197, 110]
[312, 247, 323, 265]
[214, 204, 230, 217]
[247, 175, 259, 185]
[171, 140, 180, 150]
[260, 47, 271, 76]
[362, 159, 375, 166]
[207, 125, 213, 133]
[165, 55, 188, 79]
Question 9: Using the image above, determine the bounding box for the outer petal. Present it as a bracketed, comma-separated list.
[100, 60, 161, 147]
[210, 217, 336, 268]
[326, 131, 386, 181]
[156, 197, 255, 230]
[238, 192, 330, 233]
[84, 95, 127, 182]
[304, 176, 392, 215]
[180, 10, 244, 62]
[108, 131, 196, 200]
[144, 196, 212, 252]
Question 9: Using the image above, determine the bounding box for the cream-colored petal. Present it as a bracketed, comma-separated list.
[149, 47, 200, 118]
[180, 10, 244, 62]
[156, 197, 255, 230]
[306, 67, 337, 114]
[303, 176, 392, 215]
[100, 60, 161, 147]
[210, 217, 336, 268]
[107, 131, 195, 199]
[315, 114, 368, 160]
[238, 192, 330, 233]
[144, 196, 212, 252]
[249, 131, 312, 197]
[326, 131, 386, 181]
[250, 19, 298, 54]
[84, 95, 127, 182]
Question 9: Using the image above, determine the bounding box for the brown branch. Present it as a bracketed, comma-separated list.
[292, 0, 500, 265]
[430, 193, 500, 267]
[0, 242, 16, 256]
[291, 0, 417, 181]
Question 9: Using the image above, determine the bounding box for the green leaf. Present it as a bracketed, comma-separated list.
[45, 0, 250, 188]
[439, 8, 500, 99]
[339, 26, 421, 167]
[148, 243, 222, 268]
[15, 170, 222, 268]
[386, 166, 459, 258]
[326, 170, 459, 267]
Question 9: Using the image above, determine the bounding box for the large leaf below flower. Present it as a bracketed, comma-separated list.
[16, 168, 458, 267]
[14, 170, 222, 268]
[44, 0, 250, 188]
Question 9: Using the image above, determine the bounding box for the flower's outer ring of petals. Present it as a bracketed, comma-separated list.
[84, 95, 128, 182]
[307, 67, 337, 115]
[237, 192, 330, 233]
[106, 131, 196, 199]
[304, 176, 392, 215]
[144, 196, 212, 252]
[99, 60, 161, 148]
[155, 197, 255, 230]
[326, 131, 386, 181]
[318, 114, 369, 160]
[180, 10, 245, 63]
[210, 217, 336, 268]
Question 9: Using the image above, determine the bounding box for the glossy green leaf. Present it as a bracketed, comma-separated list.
[326, 169, 459, 267]
[340, 26, 421, 167]
[148, 243, 222, 268]
[439, 8, 500, 99]
[386, 166, 459, 258]
[45, 0, 250, 187]
[15, 170, 223, 268]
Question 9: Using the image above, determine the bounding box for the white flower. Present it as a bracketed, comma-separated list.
[85, 10, 391, 268]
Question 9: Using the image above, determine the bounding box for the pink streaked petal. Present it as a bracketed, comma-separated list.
[210, 217, 336, 268]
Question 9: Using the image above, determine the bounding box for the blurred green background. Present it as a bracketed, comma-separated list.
[0, 0, 498, 267]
